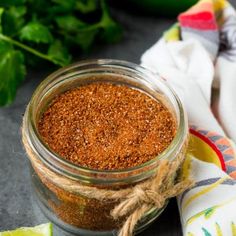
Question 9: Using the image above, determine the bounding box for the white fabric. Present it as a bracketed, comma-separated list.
[214, 57, 236, 141]
[141, 38, 225, 136]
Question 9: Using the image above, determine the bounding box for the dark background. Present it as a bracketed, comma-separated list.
[0, 1, 236, 235]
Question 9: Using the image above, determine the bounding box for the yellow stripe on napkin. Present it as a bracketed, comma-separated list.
[183, 176, 228, 210]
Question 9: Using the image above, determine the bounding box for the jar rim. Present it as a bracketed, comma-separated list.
[24, 59, 188, 184]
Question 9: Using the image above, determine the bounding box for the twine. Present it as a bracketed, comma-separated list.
[22, 118, 193, 236]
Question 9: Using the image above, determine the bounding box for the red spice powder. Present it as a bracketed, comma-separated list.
[38, 82, 176, 170]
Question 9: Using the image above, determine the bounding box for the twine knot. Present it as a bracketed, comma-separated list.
[109, 160, 194, 236]
[134, 186, 159, 205]
[132, 186, 164, 207]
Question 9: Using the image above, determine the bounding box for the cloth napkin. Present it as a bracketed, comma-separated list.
[141, 0, 236, 235]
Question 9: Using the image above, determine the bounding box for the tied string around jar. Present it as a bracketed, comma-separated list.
[22, 116, 193, 236]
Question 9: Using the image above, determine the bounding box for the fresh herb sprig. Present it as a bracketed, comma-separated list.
[0, 0, 122, 106]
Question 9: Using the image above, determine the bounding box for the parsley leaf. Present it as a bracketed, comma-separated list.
[52, 0, 75, 11]
[55, 15, 87, 32]
[0, 40, 26, 106]
[75, 29, 98, 51]
[2, 6, 26, 36]
[75, 0, 97, 14]
[20, 21, 53, 44]
[48, 40, 71, 66]
[99, 0, 122, 43]
[0, 8, 4, 32]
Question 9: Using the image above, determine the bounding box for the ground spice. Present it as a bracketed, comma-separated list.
[38, 82, 176, 170]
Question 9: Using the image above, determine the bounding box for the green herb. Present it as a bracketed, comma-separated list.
[0, 0, 122, 106]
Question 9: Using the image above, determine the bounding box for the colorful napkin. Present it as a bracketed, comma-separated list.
[141, 0, 236, 235]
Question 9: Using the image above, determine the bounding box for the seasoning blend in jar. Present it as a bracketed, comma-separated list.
[22, 60, 189, 236]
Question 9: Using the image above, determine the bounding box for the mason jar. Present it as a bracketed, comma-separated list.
[22, 59, 188, 236]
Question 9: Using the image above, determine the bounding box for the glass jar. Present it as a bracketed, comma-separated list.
[22, 59, 188, 236]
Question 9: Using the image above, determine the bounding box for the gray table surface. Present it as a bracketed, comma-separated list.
[1, 2, 235, 235]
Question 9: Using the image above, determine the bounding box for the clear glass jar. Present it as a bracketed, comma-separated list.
[22, 59, 188, 235]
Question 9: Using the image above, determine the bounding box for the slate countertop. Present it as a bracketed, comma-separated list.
[1, 2, 235, 235]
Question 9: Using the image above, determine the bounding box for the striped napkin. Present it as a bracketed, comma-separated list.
[141, 0, 236, 235]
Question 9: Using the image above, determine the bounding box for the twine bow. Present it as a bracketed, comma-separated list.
[110, 160, 193, 236]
